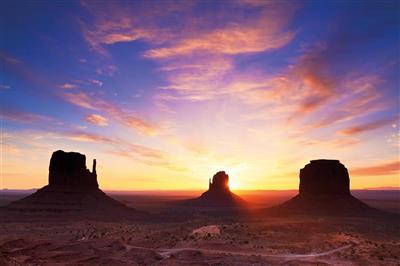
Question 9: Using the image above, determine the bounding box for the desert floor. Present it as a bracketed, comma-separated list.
[0, 190, 399, 265]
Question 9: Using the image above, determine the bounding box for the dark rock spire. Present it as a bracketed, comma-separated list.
[209, 171, 230, 192]
[182, 171, 246, 208]
[48, 150, 98, 190]
[92, 159, 97, 174]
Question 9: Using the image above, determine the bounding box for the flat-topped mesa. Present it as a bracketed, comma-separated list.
[299, 159, 350, 196]
[48, 150, 98, 190]
[270, 159, 373, 215]
[5, 150, 136, 216]
[182, 171, 246, 208]
[208, 171, 230, 192]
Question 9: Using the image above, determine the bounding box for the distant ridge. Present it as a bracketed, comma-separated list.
[361, 187, 400, 190]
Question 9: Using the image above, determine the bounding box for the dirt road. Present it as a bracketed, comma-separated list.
[126, 244, 352, 259]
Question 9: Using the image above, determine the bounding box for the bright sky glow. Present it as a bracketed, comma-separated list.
[1, 1, 399, 190]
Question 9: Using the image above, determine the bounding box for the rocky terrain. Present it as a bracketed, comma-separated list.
[0, 154, 398, 265]
[0, 215, 398, 265]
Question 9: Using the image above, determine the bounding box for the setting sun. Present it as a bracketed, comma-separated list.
[1, 1, 399, 265]
[228, 178, 240, 190]
[1, 0, 398, 192]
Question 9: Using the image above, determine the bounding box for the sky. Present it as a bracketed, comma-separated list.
[0, 0, 399, 191]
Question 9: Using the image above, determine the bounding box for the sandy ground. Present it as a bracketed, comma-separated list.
[0, 191, 399, 265]
[0, 214, 399, 265]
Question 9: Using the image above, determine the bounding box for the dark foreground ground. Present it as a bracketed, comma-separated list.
[0, 190, 399, 265]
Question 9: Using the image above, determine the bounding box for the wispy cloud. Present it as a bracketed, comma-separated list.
[79, 1, 296, 106]
[62, 91, 157, 135]
[1, 109, 56, 124]
[85, 114, 108, 126]
[144, 20, 294, 58]
[150, 6, 296, 106]
[0, 84, 11, 90]
[111, 143, 165, 160]
[6, 127, 186, 172]
[0, 53, 21, 64]
[63, 131, 116, 143]
[338, 117, 395, 135]
[0, 52, 53, 91]
[351, 160, 400, 176]
[79, 1, 185, 54]
[60, 83, 78, 89]
[63, 91, 98, 109]
[295, 136, 360, 150]
[89, 79, 103, 86]
[285, 74, 391, 136]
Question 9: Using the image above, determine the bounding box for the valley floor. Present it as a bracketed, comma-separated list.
[0, 214, 399, 265]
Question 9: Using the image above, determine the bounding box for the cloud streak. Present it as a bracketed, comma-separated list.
[351, 160, 400, 176]
[1, 109, 57, 125]
[338, 117, 395, 135]
[144, 20, 294, 58]
[85, 114, 108, 127]
[62, 90, 157, 135]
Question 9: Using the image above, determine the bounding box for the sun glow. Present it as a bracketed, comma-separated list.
[229, 178, 240, 190]
[1, 1, 399, 192]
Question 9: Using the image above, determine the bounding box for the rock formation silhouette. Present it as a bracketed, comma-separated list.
[271, 159, 373, 215]
[183, 171, 246, 208]
[299, 160, 350, 196]
[208, 171, 230, 192]
[6, 150, 133, 216]
[49, 150, 98, 189]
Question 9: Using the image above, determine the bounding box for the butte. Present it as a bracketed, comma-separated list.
[4, 150, 142, 219]
[269, 159, 374, 215]
[182, 171, 247, 209]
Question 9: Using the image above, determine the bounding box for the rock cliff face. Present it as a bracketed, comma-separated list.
[208, 171, 230, 192]
[271, 159, 373, 215]
[6, 150, 133, 216]
[48, 150, 98, 189]
[183, 171, 246, 208]
[299, 160, 350, 196]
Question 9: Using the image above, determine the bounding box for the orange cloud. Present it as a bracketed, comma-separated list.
[285, 75, 392, 137]
[138, 159, 189, 172]
[60, 83, 78, 89]
[3, 144, 20, 155]
[85, 114, 108, 127]
[145, 23, 294, 58]
[9, 127, 178, 168]
[157, 56, 234, 101]
[81, 0, 296, 60]
[183, 138, 209, 156]
[351, 161, 400, 176]
[80, 10, 147, 54]
[63, 92, 98, 110]
[112, 143, 165, 160]
[79, 2, 182, 54]
[54, 131, 166, 161]
[64, 131, 116, 144]
[62, 91, 157, 135]
[338, 117, 395, 135]
[295, 137, 360, 150]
